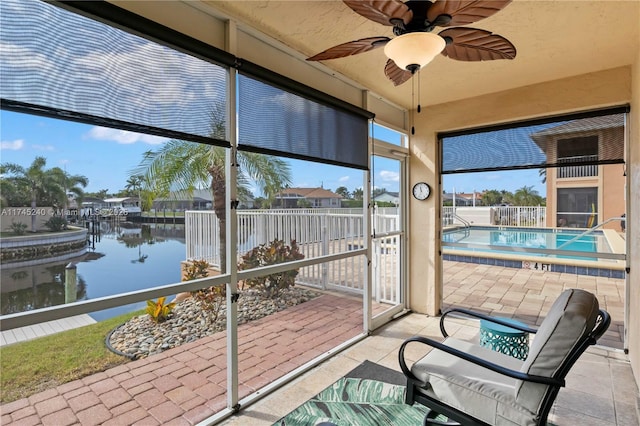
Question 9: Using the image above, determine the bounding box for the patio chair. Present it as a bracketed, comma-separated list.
[398, 289, 610, 426]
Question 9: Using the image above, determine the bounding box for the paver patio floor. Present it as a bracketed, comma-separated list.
[443, 261, 626, 349]
[0, 261, 629, 424]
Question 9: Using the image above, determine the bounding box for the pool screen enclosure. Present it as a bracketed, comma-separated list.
[440, 107, 628, 175]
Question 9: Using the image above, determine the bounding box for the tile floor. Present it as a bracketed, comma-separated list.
[222, 313, 639, 426]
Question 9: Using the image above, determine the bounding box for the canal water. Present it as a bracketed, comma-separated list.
[1, 222, 187, 321]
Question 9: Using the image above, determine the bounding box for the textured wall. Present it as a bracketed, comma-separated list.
[410, 66, 632, 313]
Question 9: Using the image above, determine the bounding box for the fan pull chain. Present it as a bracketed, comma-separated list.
[411, 75, 415, 135]
[417, 69, 422, 114]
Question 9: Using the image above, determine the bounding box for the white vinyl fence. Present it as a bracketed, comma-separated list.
[185, 208, 401, 303]
[443, 206, 546, 227]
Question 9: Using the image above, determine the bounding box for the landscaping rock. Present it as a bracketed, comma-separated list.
[108, 287, 319, 359]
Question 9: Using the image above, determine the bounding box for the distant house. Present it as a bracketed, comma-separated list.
[274, 187, 342, 208]
[373, 191, 400, 206]
[152, 189, 212, 211]
[102, 197, 142, 215]
[442, 192, 473, 206]
[531, 114, 625, 229]
[152, 189, 255, 211]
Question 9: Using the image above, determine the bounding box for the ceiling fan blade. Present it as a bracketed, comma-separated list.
[439, 28, 516, 61]
[343, 0, 413, 26]
[307, 36, 390, 61]
[384, 59, 413, 86]
[427, 0, 512, 26]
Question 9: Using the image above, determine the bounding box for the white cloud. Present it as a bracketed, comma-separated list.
[338, 176, 350, 182]
[379, 170, 399, 182]
[86, 127, 166, 145]
[0, 41, 56, 74]
[1, 139, 24, 150]
[75, 42, 224, 108]
[32, 144, 55, 151]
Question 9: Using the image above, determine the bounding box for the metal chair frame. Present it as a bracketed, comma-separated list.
[399, 307, 611, 426]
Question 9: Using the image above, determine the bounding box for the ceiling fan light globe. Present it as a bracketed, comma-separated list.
[384, 32, 445, 71]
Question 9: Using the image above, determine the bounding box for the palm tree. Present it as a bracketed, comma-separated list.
[335, 186, 350, 199]
[132, 106, 291, 272]
[513, 185, 542, 206]
[0, 156, 64, 232]
[481, 189, 503, 206]
[539, 168, 547, 184]
[352, 188, 364, 200]
[50, 167, 88, 212]
[124, 175, 144, 196]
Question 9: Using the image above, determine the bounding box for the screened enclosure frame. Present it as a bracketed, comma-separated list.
[440, 106, 630, 176]
[437, 105, 630, 350]
[0, 0, 377, 422]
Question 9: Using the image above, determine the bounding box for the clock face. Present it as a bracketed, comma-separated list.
[412, 182, 431, 200]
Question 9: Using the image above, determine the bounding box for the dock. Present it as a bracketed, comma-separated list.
[0, 314, 97, 347]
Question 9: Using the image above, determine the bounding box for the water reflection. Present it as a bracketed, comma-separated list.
[1, 223, 186, 320]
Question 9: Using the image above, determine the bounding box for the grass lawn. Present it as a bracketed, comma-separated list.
[0, 310, 142, 403]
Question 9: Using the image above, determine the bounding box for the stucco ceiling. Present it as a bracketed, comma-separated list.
[199, 0, 638, 110]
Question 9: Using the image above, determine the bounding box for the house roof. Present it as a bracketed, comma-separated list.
[276, 187, 342, 199]
[154, 189, 213, 202]
[103, 197, 138, 203]
[530, 114, 625, 146]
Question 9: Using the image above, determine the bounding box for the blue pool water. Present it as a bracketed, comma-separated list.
[442, 226, 612, 261]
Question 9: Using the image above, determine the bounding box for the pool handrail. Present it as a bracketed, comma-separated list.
[453, 214, 471, 229]
[556, 216, 625, 251]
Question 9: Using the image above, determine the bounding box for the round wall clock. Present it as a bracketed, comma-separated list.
[412, 182, 431, 200]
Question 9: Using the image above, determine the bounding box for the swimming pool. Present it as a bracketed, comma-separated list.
[442, 226, 626, 278]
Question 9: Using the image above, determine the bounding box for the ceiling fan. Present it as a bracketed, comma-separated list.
[307, 0, 516, 86]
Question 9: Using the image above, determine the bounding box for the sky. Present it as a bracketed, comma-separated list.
[0, 0, 545, 201]
[0, 110, 545, 199]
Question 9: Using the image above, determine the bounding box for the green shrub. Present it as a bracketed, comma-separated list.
[44, 216, 67, 232]
[238, 239, 304, 299]
[185, 259, 227, 322]
[8, 221, 27, 235]
[183, 259, 210, 281]
[193, 284, 226, 322]
[146, 296, 176, 323]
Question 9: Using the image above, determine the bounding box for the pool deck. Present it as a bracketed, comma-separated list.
[443, 260, 626, 350]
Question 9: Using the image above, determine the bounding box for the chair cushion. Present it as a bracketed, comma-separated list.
[515, 289, 599, 413]
[411, 337, 540, 425]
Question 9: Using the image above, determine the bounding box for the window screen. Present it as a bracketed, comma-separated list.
[441, 109, 627, 174]
[557, 187, 598, 228]
[0, 0, 229, 146]
[237, 74, 370, 170]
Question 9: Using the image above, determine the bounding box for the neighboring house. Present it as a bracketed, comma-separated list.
[373, 191, 400, 205]
[152, 189, 255, 211]
[442, 192, 473, 206]
[152, 189, 212, 211]
[274, 187, 342, 208]
[102, 197, 142, 215]
[457, 192, 483, 206]
[531, 114, 625, 229]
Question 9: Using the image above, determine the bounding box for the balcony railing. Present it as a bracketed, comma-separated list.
[557, 154, 598, 178]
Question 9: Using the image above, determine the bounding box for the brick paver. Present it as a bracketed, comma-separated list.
[1, 293, 364, 425]
[2, 267, 625, 425]
[443, 260, 625, 349]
